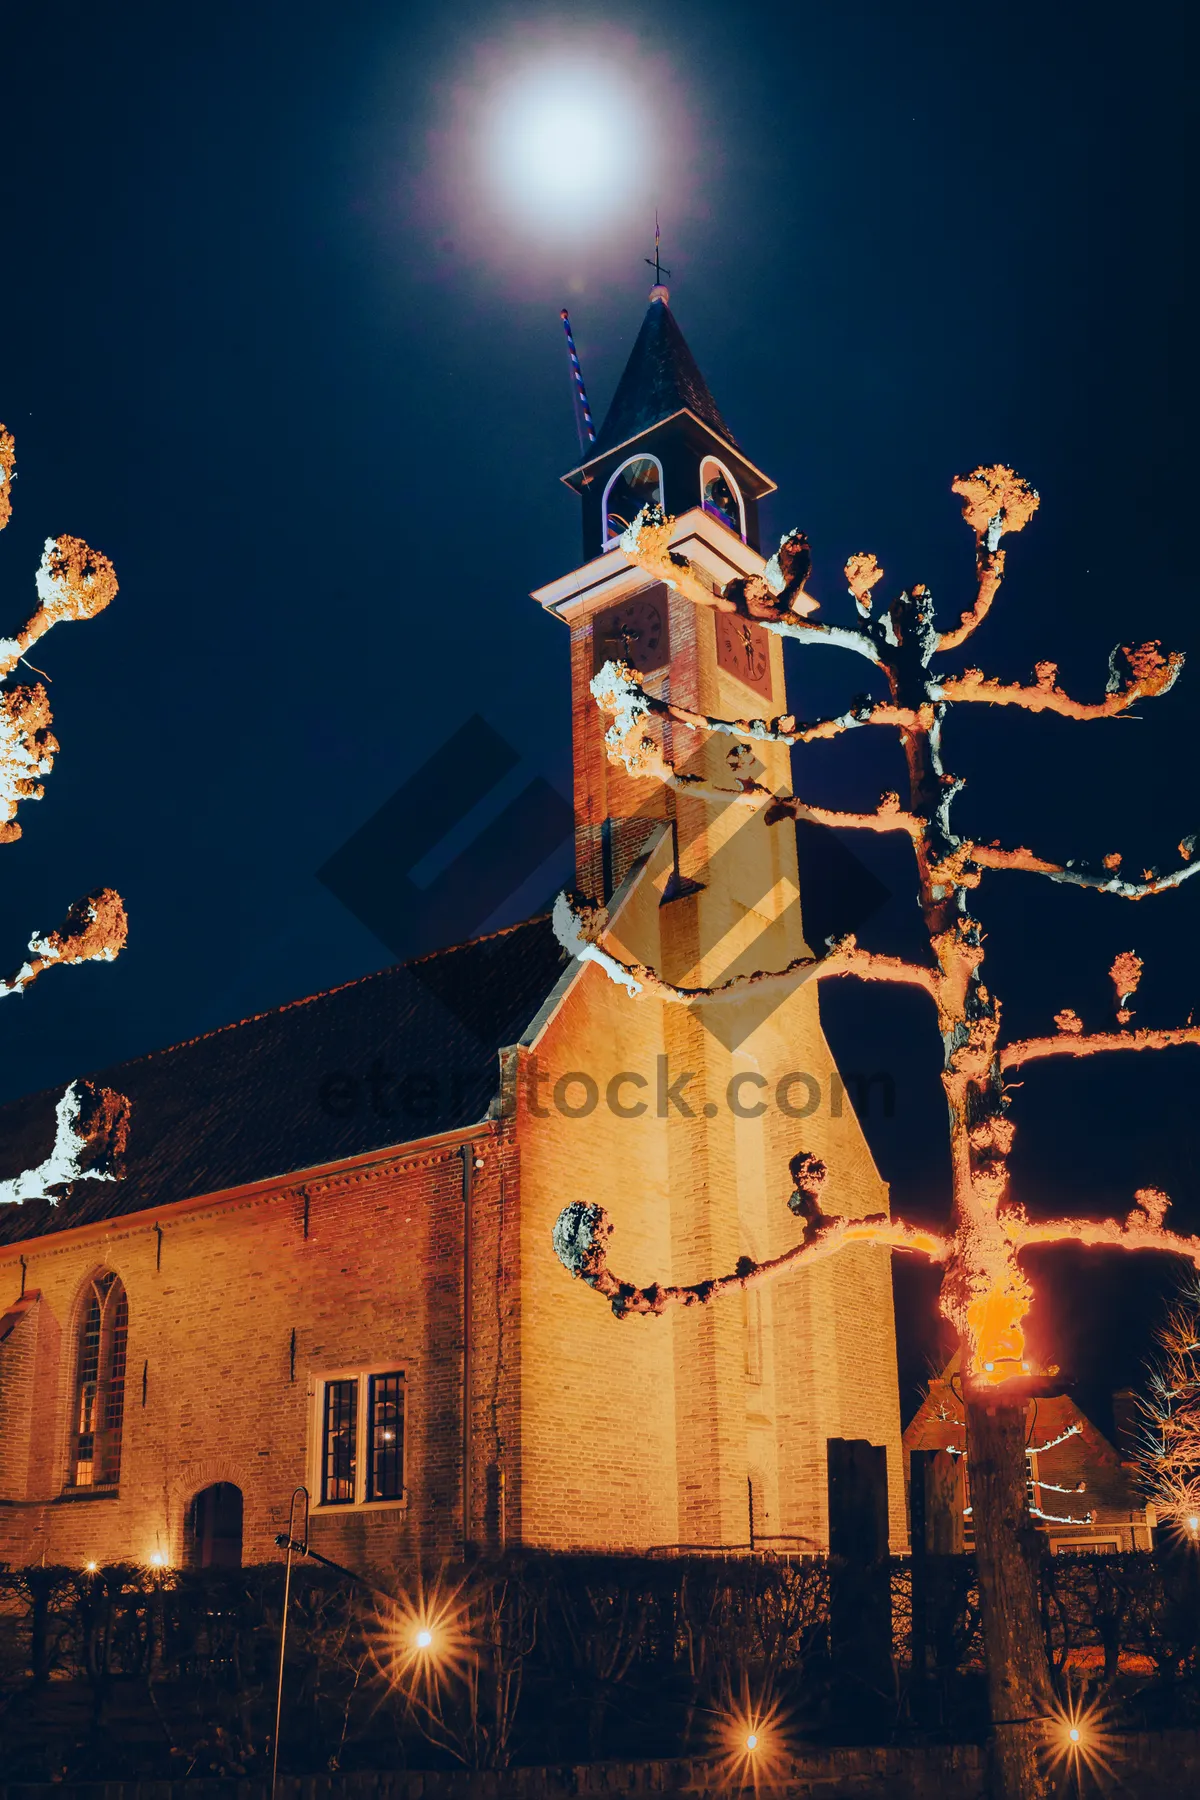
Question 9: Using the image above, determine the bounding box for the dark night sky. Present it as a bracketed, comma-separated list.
[1, 0, 1196, 1416]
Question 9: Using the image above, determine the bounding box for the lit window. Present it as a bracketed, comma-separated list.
[321, 1378, 358, 1504]
[316, 1369, 406, 1507]
[367, 1373, 405, 1501]
[69, 1273, 129, 1490]
[700, 457, 744, 538]
[602, 455, 663, 544]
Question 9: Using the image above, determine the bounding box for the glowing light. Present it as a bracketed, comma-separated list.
[1045, 1685, 1118, 1786]
[84, 1560, 98, 1573]
[1189, 1516, 1199, 1534]
[368, 1570, 472, 1723]
[707, 1677, 788, 1791]
[149, 1551, 166, 1567]
[482, 62, 649, 231]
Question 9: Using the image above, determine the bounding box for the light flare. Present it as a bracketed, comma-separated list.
[367, 1567, 472, 1713]
[706, 1676, 790, 1794]
[1043, 1684, 1118, 1787]
[482, 59, 649, 232]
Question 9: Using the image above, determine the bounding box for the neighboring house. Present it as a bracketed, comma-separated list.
[905, 1358, 1154, 1553]
[0, 284, 904, 1572]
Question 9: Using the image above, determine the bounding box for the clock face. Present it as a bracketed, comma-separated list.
[592, 585, 671, 675]
[715, 612, 773, 700]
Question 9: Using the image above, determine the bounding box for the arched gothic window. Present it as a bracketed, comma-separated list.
[700, 457, 745, 538]
[70, 1272, 128, 1489]
[602, 455, 663, 546]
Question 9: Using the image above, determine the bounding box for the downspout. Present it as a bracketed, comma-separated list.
[458, 1143, 473, 1556]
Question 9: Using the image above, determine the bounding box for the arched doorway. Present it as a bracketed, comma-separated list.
[186, 1482, 243, 1568]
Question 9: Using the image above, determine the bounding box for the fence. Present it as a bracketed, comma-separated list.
[1, 1549, 1197, 1780]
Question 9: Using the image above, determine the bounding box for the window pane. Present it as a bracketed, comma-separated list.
[99, 1290, 129, 1486]
[367, 1373, 404, 1502]
[73, 1296, 102, 1486]
[322, 1379, 358, 1503]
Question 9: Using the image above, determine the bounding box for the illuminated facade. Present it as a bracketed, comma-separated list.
[0, 289, 904, 1569]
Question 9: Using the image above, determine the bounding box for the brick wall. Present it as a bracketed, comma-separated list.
[0, 1126, 511, 1571]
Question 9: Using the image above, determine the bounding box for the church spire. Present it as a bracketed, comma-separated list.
[561, 283, 775, 562]
[592, 287, 739, 458]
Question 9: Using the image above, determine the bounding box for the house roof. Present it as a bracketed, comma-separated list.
[905, 1364, 1144, 1518]
[0, 915, 569, 1248]
[592, 294, 738, 458]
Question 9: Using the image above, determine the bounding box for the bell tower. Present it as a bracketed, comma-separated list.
[524, 281, 905, 1557]
[563, 283, 775, 563]
[533, 284, 800, 991]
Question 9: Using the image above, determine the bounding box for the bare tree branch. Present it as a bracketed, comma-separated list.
[766, 792, 924, 839]
[616, 508, 883, 664]
[552, 893, 939, 1004]
[0, 535, 119, 680]
[0, 889, 128, 999]
[592, 659, 907, 751]
[936, 550, 1007, 653]
[970, 840, 1200, 900]
[935, 641, 1183, 718]
[1001, 1024, 1200, 1070]
[0, 423, 130, 1207]
[1000, 1190, 1200, 1268]
[0, 1079, 130, 1206]
[932, 465, 1040, 651]
[554, 1163, 949, 1318]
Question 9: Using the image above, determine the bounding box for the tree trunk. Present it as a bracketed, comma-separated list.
[965, 1391, 1054, 1800]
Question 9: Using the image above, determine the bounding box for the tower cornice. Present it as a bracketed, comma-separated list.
[530, 504, 767, 623]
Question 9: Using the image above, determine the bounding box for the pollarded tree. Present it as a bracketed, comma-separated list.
[550, 473, 1200, 1800]
[0, 424, 129, 1205]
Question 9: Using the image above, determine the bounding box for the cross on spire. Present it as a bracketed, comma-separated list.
[644, 213, 671, 287]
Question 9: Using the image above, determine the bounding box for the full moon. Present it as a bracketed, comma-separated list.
[484, 62, 649, 230]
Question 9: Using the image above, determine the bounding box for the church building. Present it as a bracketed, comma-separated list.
[0, 285, 904, 1571]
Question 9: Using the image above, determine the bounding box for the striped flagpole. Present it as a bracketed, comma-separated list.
[560, 309, 596, 447]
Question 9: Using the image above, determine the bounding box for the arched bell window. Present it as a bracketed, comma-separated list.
[69, 1272, 129, 1490]
[602, 455, 663, 546]
[700, 456, 745, 539]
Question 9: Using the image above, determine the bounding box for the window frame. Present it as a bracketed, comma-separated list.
[65, 1272, 129, 1495]
[311, 1365, 408, 1512]
[601, 454, 665, 549]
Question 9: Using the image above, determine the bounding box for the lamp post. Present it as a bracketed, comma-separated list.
[270, 1486, 309, 1800]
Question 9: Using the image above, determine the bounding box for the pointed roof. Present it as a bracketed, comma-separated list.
[593, 291, 738, 457]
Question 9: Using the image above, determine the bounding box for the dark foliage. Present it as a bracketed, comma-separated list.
[0, 1548, 1195, 1779]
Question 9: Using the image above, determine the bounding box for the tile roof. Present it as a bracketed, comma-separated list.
[593, 295, 738, 457]
[0, 915, 568, 1248]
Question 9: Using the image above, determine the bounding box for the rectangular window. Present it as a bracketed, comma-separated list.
[315, 1369, 406, 1507]
[321, 1378, 358, 1504]
[367, 1372, 405, 1501]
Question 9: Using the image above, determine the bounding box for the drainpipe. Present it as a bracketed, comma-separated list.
[458, 1143, 473, 1557]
